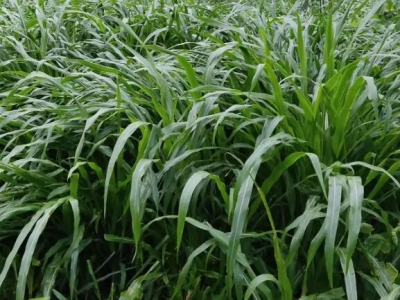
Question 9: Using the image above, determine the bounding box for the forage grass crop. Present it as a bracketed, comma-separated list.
[1, 0, 400, 299]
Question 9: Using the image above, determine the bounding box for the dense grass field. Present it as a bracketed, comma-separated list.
[1, 0, 400, 299]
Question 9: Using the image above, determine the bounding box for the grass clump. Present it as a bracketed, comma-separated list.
[1, 0, 400, 299]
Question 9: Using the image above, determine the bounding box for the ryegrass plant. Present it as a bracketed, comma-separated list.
[1, 0, 400, 299]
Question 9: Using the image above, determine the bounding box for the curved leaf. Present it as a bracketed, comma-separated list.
[177, 171, 210, 250]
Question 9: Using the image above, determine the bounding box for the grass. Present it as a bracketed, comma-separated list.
[0, 0, 400, 299]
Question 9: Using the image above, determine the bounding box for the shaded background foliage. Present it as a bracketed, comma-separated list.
[1, 0, 400, 299]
